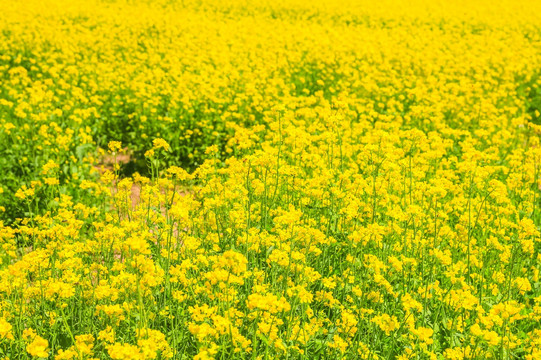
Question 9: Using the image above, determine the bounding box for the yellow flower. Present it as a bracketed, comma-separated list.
[204, 145, 219, 155]
[144, 149, 155, 158]
[41, 159, 59, 175]
[0, 318, 13, 340]
[152, 138, 170, 151]
[55, 348, 78, 360]
[108, 141, 122, 153]
[44, 177, 60, 186]
[136, 328, 172, 359]
[26, 335, 49, 358]
[372, 314, 399, 335]
[15, 185, 35, 200]
[411, 326, 434, 345]
[98, 326, 116, 344]
[75, 334, 95, 355]
[107, 343, 142, 360]
[194, 343, 218, 360]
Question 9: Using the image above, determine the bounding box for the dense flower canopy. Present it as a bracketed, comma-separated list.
[0, 0, 541, 359]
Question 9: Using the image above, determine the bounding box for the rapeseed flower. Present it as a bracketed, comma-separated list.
[0, 0, 540, 358]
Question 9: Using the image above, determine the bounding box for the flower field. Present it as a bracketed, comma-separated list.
[1, 0, 541, 358]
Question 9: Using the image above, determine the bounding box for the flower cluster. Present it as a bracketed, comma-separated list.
[1, 0, 541, 359]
